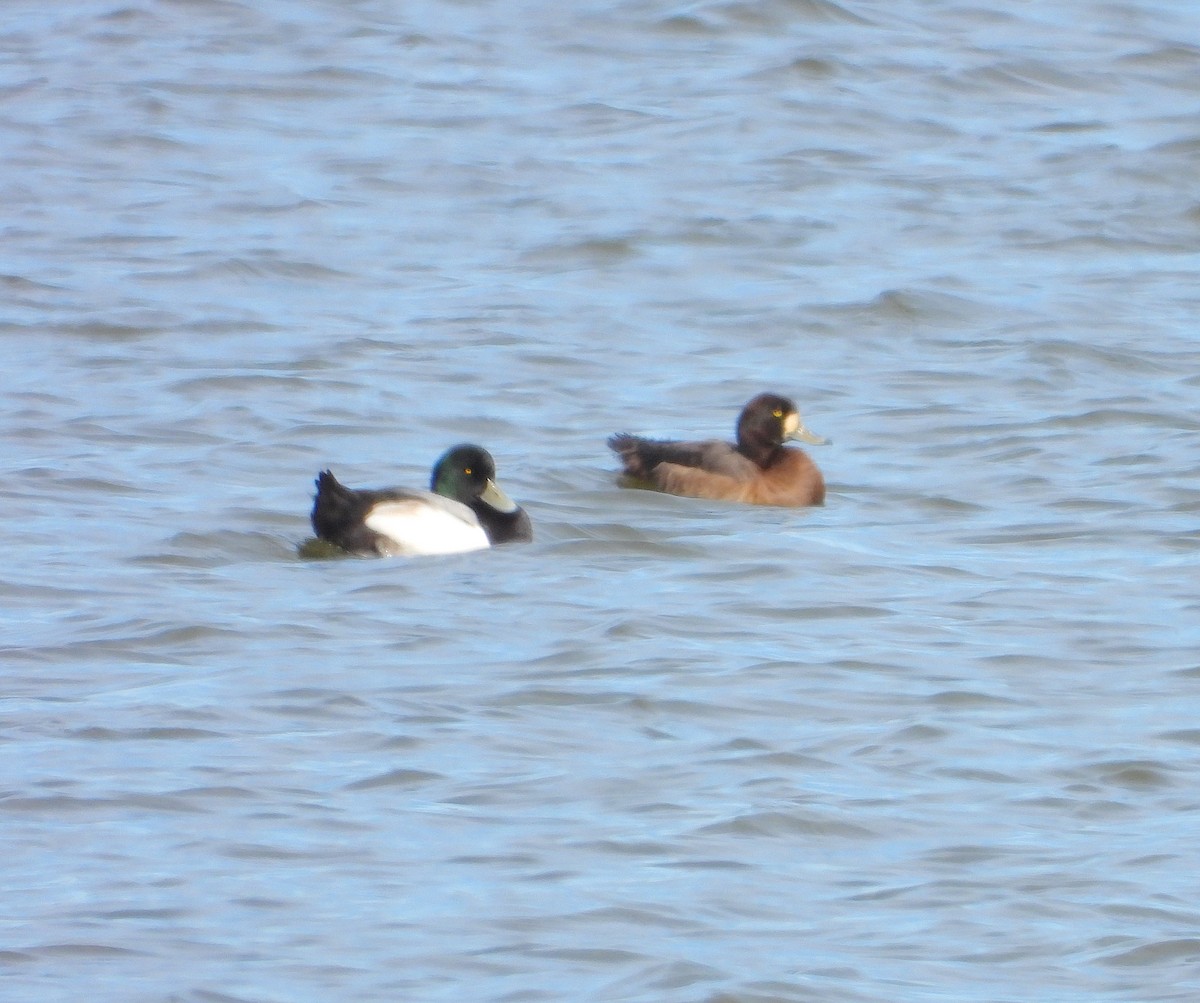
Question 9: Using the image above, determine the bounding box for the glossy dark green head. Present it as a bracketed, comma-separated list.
[430, 444, 518, 513]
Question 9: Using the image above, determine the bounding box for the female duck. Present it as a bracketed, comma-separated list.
[311, 444, 532, 557]
[608, 392, 827, 507]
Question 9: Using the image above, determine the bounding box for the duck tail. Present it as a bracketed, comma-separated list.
[311, 470, 357, 538]
[607, 433, 649, 477]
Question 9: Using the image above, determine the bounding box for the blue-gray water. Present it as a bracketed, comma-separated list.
[4, 1, 1200, 1000]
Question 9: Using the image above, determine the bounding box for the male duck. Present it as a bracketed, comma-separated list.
[607, 392, 827, 507]
[311, 444, 532, 557]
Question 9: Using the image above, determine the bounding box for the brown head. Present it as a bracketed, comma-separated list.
[735, 393, 826, 467]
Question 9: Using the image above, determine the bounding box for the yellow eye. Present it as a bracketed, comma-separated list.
[464, 467, 472, 475]
[772, 409, 783, 418]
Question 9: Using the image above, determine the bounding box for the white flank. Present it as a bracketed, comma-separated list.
[364, 497, 490, 556]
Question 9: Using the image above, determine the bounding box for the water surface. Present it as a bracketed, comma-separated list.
[3, 1, 1200, 1000]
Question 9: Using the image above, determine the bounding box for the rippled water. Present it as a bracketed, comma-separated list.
[4, 1, 1200, 1000]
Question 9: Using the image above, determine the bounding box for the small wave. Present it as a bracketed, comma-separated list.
[344, 768, 445, 791]
[520, 236, 640, 269]
[1099, 937, 1200, 967]
[671, 0, 872, 31]
[815, 287, 984, 324]
[697, 808, 878, 839]
[137, 257, 353, 283]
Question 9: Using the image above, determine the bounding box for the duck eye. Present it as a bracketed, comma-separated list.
[464, 467, 472, 475]
[772, 409, 783, 418]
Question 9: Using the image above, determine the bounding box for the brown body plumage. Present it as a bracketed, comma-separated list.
[607, 393, 826, 507]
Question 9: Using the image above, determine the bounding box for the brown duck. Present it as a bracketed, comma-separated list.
[608, 393, 827, 507]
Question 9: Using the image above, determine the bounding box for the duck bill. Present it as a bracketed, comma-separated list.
[783, 412, 827, 446]
[479, 478, 519, 513]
